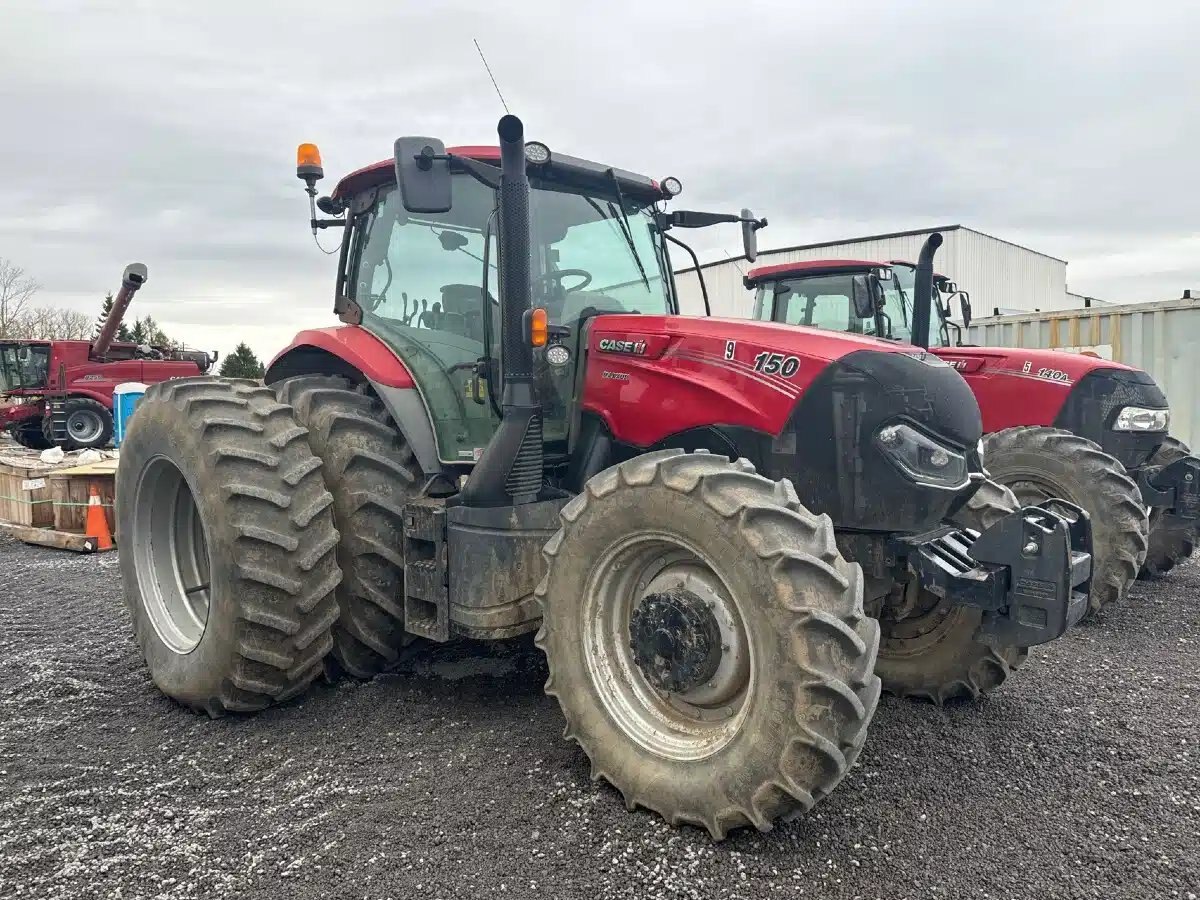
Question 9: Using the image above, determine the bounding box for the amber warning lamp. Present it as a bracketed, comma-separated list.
[296, 143, 324, 186]
[526, 308, 549, 347]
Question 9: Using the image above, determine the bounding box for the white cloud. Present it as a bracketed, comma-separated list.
[2, 0, 1197, 362]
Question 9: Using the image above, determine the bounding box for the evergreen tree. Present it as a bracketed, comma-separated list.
[95, 292, 133, 342]
[219, 342, 266, 380]
[128, 318, 148, 344]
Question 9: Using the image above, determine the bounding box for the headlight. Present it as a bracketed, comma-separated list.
[524, 141, 551, 165]
[1113, 406, 1169, 432]
[876, 422, 969, 489]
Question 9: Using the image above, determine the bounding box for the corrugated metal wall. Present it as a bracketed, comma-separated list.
[672, 227, 1069, 319]
[967, 299, 1200, 447]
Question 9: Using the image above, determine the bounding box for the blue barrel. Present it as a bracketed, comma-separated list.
[113, 382, 148, 447]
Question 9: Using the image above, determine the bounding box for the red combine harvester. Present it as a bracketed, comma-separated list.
[0, 264, 216, 450]
[115, 116, 1091, 837]
[744, 236, 1199, 603]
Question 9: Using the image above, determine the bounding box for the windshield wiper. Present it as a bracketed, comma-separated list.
[605, 169, 650, 291]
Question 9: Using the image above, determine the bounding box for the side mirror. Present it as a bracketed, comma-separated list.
[851, 274, 876, 319]
[741, 208, 762, 262]
[959, 291, 973, 328]
[394, 136, 452, 213]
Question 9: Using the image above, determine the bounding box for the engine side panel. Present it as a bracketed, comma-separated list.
[581, 314, 904, 445]
[932, 346, 1123, 433]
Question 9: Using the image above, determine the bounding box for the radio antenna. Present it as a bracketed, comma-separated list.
[473, 39, 510, 114]
[723, 248, 747, 276]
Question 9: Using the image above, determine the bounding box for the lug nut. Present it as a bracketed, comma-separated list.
[1023, 541, 1040, 554]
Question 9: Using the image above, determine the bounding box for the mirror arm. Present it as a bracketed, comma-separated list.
[664, 232, 710, 316]
[310, 217, 346, 230]
[450, 154, 502, 190]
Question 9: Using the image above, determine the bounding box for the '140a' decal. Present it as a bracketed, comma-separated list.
[753, 352, 800, 377]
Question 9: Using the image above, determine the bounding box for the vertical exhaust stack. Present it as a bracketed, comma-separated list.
[911, 234, 942, 350]
[459, 114, 545, 508]
[92, 263, 149, 359]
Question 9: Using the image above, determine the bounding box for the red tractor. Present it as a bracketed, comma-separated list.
[115, 117, 1090, 838]
[744, 236, 1199, 608]
[0, 264, 216, 451]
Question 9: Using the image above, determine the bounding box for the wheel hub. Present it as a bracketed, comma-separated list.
[630, 588, 722, 693]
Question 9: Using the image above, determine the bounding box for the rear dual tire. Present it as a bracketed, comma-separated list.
[272, 375, 419, 677]
[118, 377, 343, 715]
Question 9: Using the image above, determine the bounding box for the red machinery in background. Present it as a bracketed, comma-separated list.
[0, 264, 216, 450]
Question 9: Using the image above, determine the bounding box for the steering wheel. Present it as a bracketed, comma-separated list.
[535, 269, 592, 293]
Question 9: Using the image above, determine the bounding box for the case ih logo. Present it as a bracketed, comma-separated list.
[598, 338, 647, 355]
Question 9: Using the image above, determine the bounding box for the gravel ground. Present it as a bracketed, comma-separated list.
[1, 535, 1197, 900]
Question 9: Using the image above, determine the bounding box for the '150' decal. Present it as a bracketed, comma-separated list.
[752, 352, 801, 378]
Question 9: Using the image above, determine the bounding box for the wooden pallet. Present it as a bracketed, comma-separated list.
[0, 521, 112, 553]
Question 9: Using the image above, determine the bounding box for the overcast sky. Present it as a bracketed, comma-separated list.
[2, 0, 1197, 363]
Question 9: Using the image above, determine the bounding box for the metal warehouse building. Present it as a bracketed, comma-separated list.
[674, 225, 1084, 320]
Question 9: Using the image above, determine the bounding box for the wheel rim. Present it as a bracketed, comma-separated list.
[583, 533, 754, 762]
[67, 409, 105, 443]
[878, 590, 963, 658]
[998, 467, 1071, 509]
[132, 457, 212, 654]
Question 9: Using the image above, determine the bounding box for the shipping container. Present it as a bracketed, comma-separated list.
[966, 298, 1200, 447]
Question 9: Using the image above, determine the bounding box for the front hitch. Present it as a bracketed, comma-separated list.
[892, 500, 1092, 647]
[1136, 455, 1200, 520]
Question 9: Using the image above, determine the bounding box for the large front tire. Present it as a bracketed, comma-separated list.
[535, 450, 880, 839]
[1139, 436, 1197, 579]
[983, 426, 1148, 614]
[57, 397, 114, 450]
[273, 375, 419, 677]
[117, 377, 343, 715]
[874, 479, 1028, 704]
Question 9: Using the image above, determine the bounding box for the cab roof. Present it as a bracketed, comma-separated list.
[332, 146, 665, 203]
[743, 259, 885, 287]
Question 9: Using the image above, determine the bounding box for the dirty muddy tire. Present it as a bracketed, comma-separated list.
[535, 449, 880, 839]
[1139, 436, 1198, 579]
[117, 376, 342, 715]
[875, 479, 1028, 704]
[983, 426, 1148, 614]
[53, 397, 114, 450]
[11, 420, 52, 450]
[273, 375, 418, 678]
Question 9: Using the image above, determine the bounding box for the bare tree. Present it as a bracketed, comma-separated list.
[0, 258, 41, 337]
[8, 306, 95, 340]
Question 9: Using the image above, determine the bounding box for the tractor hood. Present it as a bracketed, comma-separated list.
[592, 314, 944, 367]
[932, 345, 1138, 386]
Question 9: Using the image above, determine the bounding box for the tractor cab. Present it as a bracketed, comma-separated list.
[284, 138, 765, 474]
[746, 259, 959, 348]
[0, 341, 51, 395]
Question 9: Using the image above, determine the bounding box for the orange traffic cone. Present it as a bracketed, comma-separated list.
[85, 483, 114, 551]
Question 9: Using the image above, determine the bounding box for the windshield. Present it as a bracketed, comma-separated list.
[350, 173, 673, 462]
[888, 265, 947, 347]
[0, 343, 50, 392]
[753, 273, 886, 337]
